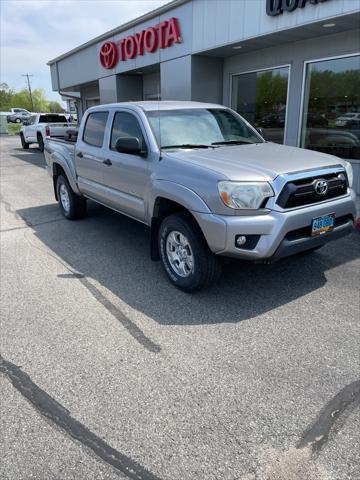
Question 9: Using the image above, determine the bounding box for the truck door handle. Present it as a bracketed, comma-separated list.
[76, 151, 83, 158]
[103, 159, 112, 166]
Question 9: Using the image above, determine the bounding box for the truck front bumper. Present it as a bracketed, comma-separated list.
[193, 193, 357, 260]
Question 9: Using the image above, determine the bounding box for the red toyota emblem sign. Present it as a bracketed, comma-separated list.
[99, 42, 118, 69]
[99, 18, 181, 69]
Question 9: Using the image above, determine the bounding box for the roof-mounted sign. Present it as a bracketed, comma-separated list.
[266, 0, 329, 17]
[99, 18, 181, 69]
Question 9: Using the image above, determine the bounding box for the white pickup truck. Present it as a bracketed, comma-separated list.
[20, 113, 76, 152]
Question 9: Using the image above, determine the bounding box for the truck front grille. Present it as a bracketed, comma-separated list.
[276, 172, 348, 209]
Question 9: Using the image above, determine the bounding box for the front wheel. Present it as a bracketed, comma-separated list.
[159, 212, 222, 292]
[56, 175, 87, 220]
[15, 118, 21, 124]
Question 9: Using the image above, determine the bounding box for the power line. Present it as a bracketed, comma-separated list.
[22, 74, 34, 111]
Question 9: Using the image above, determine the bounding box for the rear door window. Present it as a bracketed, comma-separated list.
[83, 112, 108, 147]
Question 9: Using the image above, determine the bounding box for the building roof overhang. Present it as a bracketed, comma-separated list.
[47, 0, 188, 65]
[196, 11, 360, 58]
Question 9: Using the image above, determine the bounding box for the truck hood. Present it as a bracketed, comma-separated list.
[165, 142, 344, 181]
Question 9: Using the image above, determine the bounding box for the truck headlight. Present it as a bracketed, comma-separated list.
[344, 161, 353, 188]
[218, 181, 274, 209]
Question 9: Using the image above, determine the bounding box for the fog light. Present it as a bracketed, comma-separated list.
[235, 235, 247, 247]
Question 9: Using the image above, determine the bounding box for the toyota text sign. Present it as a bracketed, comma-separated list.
[99, 18, 181, 69]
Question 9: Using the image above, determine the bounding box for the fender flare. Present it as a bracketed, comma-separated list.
[51, 153, 81, 197]
[149, 180, 212, 217]
[148, 180, 212, 261]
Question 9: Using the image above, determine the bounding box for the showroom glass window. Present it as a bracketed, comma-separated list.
[301, 55, 360, 160]
[231, 66, 289, 144]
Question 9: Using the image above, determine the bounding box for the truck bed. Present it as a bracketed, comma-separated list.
[44, 137, 76, 158]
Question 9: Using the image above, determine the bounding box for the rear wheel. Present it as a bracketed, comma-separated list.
[56, 175, 87, 220]
[37, 134, 44, 152]
[159, 212, 222, 292]
[20, 133, 29, 149]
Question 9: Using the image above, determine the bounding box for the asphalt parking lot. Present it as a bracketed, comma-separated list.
[0, 135, 359, 480]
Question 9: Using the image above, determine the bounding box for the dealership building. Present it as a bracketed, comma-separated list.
[48, 0, 360, 192]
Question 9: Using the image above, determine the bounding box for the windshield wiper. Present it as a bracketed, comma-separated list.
[161, 144, 215, 150]
[211, 140, 254, 146]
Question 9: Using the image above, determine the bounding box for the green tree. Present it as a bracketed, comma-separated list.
[32, 88, 50, 112]
[0, 84, 64, 113]
[48, 101, 63, 113]
[11, 89, 34, 111]
[0, 83, 14, 111]
[11, 88, 49, 112]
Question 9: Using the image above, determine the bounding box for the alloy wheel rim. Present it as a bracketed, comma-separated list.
[59, 183, 70, 213]
[166, 230, 194, 278]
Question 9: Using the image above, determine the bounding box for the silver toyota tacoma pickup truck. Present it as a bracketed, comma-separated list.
[44, 101, 356, 291]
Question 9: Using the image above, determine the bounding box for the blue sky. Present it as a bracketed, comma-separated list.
[0, 0, 169, 103]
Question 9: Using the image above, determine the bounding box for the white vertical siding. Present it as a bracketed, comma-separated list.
[229, 1, 245, 44]
[243, 0, 263, 39]
[192, 0, 360, 53]
[203, 0, 217, 48]
[215, 0, 231, 46]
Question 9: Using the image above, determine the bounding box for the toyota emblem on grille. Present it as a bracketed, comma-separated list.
[314, 179, 328, 196]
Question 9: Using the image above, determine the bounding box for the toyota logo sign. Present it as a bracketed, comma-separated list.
[99, 42, 118, 69]
[314, 179, 328, 196]
[99, 18, 181, 69]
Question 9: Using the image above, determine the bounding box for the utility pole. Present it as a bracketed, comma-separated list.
[22, 74, 34, 111]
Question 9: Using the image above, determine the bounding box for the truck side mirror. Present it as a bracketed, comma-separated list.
[65, 129, 78, 142]
[115, 137, 146, 157]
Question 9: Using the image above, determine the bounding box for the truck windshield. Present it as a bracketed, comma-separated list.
[146, 108, 263, 150]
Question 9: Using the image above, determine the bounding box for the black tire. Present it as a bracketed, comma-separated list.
[20, 133, 29, 149]
[159, 212, 222, 292]
[56, 175, 87, 220]
[37, 134, 44, 152]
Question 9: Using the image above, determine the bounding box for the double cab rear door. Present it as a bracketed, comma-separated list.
[75, 109, 151, 223]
